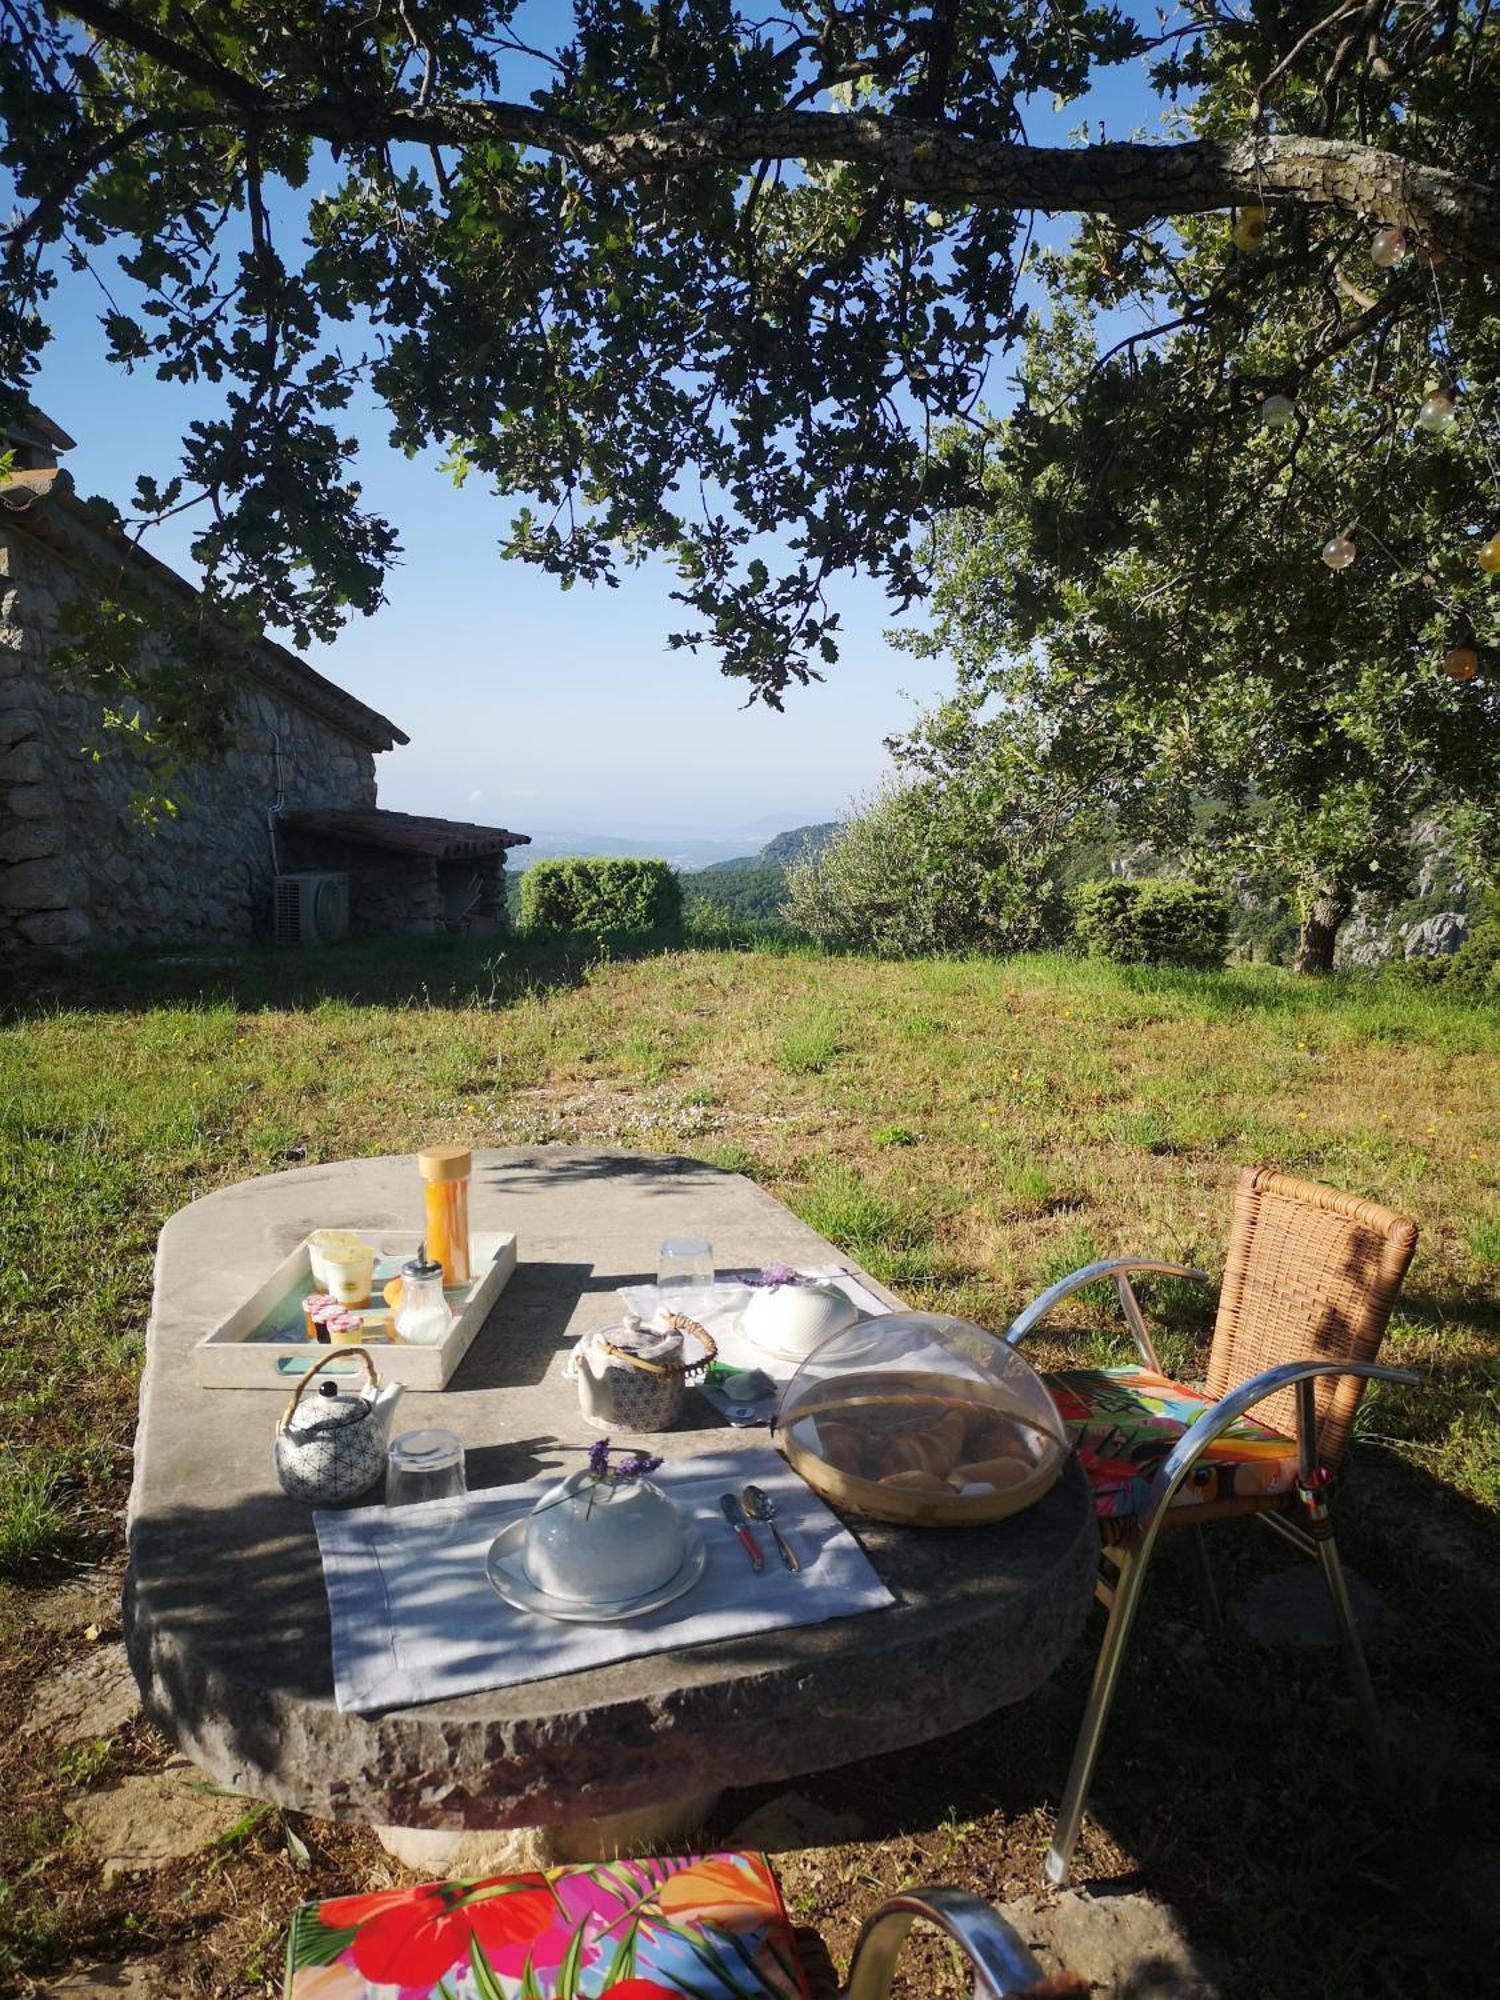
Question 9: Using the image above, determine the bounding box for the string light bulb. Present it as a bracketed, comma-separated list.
[1260, 393, 1297, 428]
[1479, 533, 1500, 575]
[1370, 224, 1408, 268]
[1232, 205, 1268, 252]
[1417, 382, 1458, 432]
[1321, 530, 1358, 571]
[1444, 644, 1479, 681]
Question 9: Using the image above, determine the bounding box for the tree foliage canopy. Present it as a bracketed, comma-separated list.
[1, 2, 1497, 749]
[896, 178, 1500, 970]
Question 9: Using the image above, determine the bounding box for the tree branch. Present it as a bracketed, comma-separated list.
[260, 104, 1500, 271]
[24, 9, 1500, 269]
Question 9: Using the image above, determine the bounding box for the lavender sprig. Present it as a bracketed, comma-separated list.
[744, 1264, 802, 1288]
[585, 1437, 663, 1486]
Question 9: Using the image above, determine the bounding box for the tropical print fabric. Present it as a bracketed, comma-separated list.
[284, 1851, 812, 2000]
[1046, 1366, 1300, 1519]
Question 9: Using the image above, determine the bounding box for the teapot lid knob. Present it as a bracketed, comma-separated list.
[318, 1380, 340, 1399]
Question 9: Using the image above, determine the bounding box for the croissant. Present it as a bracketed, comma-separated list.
[816, 1419, 866, 1478]
[875, 1407, 966, 1479]
[963, 1419, 1035, 1467]
[951, 1456, 1032, 1492]
[878, 1469, 956, 1494]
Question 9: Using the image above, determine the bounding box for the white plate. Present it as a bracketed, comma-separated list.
[484, 1518, 708, 1624]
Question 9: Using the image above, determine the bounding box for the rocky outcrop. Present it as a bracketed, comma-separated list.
[1404, 911, 1469, 959]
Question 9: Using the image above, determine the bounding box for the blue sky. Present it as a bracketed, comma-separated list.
[28, 8, 1171, 842]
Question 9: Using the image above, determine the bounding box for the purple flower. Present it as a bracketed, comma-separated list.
[745, 1264, 801, 1288]
[582, 1438, 664, 1487]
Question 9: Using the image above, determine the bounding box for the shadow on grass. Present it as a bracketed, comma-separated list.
[0, 929, 687, 1022]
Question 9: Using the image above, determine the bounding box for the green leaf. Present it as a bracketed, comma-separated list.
[469, 1934, 509, 2000]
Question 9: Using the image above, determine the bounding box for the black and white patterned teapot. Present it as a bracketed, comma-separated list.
[274, 1349, 403, 1505]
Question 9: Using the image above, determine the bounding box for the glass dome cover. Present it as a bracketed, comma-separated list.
[773, 1311, 1068, 1526]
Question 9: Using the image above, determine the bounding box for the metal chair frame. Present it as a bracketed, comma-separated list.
[843, 1886, 1057, 1998]
[1005, 1260, 1418, 1887]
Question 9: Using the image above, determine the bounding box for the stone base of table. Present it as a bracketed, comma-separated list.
[374, 1788, 721, 1875]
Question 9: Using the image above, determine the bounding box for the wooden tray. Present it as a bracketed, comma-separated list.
[193, 1230, 517, 1390]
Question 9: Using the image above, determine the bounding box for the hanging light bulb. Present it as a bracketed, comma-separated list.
[1444, 644, 1479, 681]
[1259, 393, 1297, 428]
[1321, 529, 1357, 571]
[1232, 205, 1268, 252]
[1479, 533, 1500, 575]
[1417, 382, 1458, 432]
[1370, 224, 1408, 268]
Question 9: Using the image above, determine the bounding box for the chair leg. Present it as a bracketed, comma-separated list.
[1186, 1527, 1223, 1641]
[1046, 1542, 1153, 1887]
[1314, 1527, 1394, 1787]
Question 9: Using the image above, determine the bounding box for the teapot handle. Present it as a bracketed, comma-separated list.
[277, 1346, 379, 1434]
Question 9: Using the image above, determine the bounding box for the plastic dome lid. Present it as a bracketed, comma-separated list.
[772, 1311, 1068, 1526]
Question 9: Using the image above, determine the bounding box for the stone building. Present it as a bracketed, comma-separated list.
[1, 412, 527, 954]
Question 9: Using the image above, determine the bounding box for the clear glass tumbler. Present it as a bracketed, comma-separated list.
[657, 1235, 714, 1305]
[386, 1428, 467, 1508]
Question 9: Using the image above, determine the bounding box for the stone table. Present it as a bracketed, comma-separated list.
[125, 1149, 1097, 1848]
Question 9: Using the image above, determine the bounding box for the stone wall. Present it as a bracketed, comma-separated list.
[278, 830, 442, 937]
[1, 528, 379, 954]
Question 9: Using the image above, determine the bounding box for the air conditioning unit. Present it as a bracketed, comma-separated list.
[274, 871, 350, 946]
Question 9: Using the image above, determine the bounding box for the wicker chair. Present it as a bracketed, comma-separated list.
[1004, 1167, 1420, 1887]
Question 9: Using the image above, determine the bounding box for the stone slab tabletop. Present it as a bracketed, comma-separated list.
[124, 1149, 1098, 1830]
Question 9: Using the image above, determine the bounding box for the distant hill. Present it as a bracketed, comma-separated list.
[680, 822, 838, 925]
[696, 822, 837, 874]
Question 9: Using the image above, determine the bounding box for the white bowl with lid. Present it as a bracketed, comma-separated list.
[741, 1279, 861, 1363]
[522, 1468, 686, 1604]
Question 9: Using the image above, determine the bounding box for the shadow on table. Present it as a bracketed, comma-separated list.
[451, 1261, 596, 1391]
[479, 1152, 741, 1196]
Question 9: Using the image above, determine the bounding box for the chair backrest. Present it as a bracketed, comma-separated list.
[1207, 1167, 1418, 1465]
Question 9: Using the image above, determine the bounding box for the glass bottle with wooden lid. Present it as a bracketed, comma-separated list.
[417, 1145, 471, 1286]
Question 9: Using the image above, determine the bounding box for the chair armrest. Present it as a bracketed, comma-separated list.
[1003, 1259, 1213, 1372]
[843, 1886, 1073, 1999]
[1136, 1358, 1421, 1554]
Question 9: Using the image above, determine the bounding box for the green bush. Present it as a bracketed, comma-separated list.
[1072, 878, 1230, 969]
[783, 780, 1068, 958]
[519, 857, 682, 934]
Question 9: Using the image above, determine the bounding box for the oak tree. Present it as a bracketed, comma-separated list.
[1, 3, 1496, 772]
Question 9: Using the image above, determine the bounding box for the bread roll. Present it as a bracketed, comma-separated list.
[816, 1419, 865, 1477]
[963, 1419, 1035, 1466]
[875, 1407, 967, 1479]
[878, 1469, 956, 1494]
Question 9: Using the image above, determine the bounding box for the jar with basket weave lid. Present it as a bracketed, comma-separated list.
[575, 1311, 717, 1432]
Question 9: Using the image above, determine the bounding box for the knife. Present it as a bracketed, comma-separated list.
[719, 1492, 765, 1572]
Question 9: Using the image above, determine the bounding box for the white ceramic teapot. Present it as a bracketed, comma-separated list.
[523, 1465, 685, 1604]
[274, 1349, 404, 1505]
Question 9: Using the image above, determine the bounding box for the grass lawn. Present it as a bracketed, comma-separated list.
[2, 937, 1498, 1995]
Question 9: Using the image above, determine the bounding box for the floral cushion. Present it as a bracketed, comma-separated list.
[284, 1851, 812, 1999]
[1046, 1366, 1300, 1520]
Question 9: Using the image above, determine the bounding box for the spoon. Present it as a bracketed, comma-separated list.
[742, 1484, 801, 1574]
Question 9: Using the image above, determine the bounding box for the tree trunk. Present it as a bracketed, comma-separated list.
[1295, 881, 1354, 975]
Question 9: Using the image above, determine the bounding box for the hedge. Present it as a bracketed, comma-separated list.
[519, 857, 683, 934]
[1072, 878, 1230, 969]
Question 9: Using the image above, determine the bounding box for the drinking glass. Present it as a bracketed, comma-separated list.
[657, 1236, 715, 1305]
[387, 1428, 467, 1508]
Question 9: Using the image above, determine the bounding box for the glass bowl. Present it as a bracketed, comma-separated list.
[772, 1311, 1068, 1525]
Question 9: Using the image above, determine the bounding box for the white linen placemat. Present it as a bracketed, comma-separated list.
[315, 1445, 895, 1714]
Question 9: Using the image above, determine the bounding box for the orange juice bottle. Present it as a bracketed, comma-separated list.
[418, 1145, 472, 1287]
